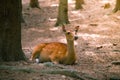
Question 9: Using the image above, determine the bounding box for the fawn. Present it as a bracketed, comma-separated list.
[30, 25, 79, 65]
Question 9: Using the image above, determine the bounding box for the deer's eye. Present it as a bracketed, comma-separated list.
[67, 32, 70, 35]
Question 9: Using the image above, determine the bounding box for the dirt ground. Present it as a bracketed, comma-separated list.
[0, 0, 120, 80]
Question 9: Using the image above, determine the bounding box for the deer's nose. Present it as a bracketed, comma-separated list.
[74, 36, 78, 40]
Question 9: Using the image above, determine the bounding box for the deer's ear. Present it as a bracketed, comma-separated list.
[75, 26, 79, 34]
[62, 25, 66, 32]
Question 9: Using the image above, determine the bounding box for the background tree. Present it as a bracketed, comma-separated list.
[55, 0, 69, 26]
[75, 0, 84, 10]
[21, 4, 25, 23]
[0, 0, 26, 61]
[113, 0, 120, 13]
[30, 0, 40, 9]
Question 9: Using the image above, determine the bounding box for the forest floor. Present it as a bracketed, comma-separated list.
[0, 0, 120, 80]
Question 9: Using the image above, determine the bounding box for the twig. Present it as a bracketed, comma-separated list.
[111, 61, 120, 65]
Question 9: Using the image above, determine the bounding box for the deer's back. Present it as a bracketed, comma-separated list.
[31, 42, 68, 63]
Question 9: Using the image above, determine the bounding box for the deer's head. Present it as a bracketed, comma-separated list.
[62, 25, 79, 41]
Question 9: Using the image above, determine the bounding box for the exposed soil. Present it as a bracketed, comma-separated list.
[0, 0, 120, 80]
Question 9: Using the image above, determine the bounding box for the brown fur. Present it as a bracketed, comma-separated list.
[30, 42, 76, 64]
[30, 26, 79, 65]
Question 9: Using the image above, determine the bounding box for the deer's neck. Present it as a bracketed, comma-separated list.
[66, 39, 75, 57]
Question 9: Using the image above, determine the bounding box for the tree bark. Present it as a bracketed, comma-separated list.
[30, 0, 40, 9]
[55, 0, 70, 27]
[113, 0, 120, 13]
[0, 0, 26, 61]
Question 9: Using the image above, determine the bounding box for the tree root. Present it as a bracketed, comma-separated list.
[0, 65, 97, 80]
[111, 61, 120, 65]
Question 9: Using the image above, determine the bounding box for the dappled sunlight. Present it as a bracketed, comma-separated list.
[70, 11, 85, 20]
[101, 0, 109, 3]
[50, 4, 58, 7]
[94, 43, 113, 47]
[48, 18, 57, 22]
[85, 51, 97, 56]
[34, 38, 50, 44]
[100, 0, 114, 4]
[78, 33, 108, 40]
[29, 28, 45, 33]
[49, 27, 59, 31]
[68, 0, 75, 4]
[76, 32, 118, 49]
[95, 26, 110, 31]
[69, 11, 86, 22]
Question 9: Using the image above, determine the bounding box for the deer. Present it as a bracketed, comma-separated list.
[30, 25, 79, 65]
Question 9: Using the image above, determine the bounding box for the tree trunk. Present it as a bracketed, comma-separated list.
[75, 0, 84, 10]
[113, 0, 120, 13]
[55, 0, 70, 27]
[0, 0, 26, 61]
[30, 0, 40, 9]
